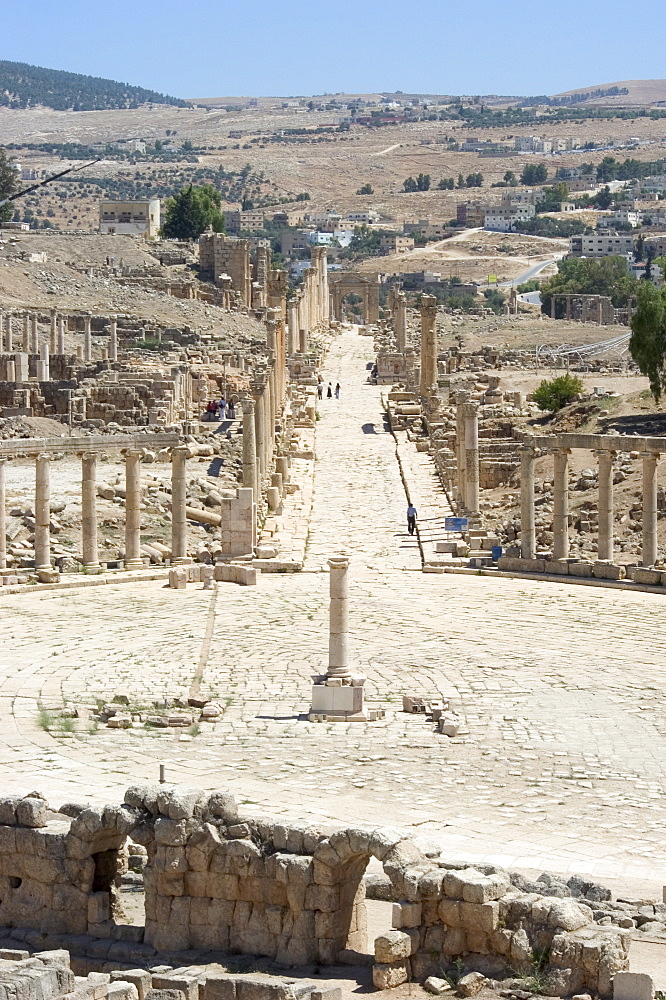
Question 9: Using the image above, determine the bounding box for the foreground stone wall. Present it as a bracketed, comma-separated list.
[0, 787, 630, 996]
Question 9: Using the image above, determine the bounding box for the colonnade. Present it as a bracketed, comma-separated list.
[521, 433, 664, 567]
[0, 309, 120, 372]
[0, 433, 184, 579]
[287, 248, 329, 355]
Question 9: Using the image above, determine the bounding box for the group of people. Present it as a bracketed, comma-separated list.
[204, 397, 236, 421]
[317, 379, 341, 400]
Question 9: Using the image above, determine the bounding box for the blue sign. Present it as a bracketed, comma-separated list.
[445, 517, 469, 531]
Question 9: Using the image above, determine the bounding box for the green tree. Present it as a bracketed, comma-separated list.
[162, 184, 224, 239]
[520, 162, 548, 185]
[438, 177, 454, 189]
[536, 181, 570, 213]
[540, 255, 637, 315]
[503, 170, 517, 186]
[402, 176, 418, 192]
[466, 172, 483, 187]
[356, 183, 373, 195]
[457, 173, 466, 189]
[416, 173, 431, 191]
[629, 281, 666, 400]
[594, 185, 613, 210]
[0, 148, 19, 223]
[532, 374, 584, 411]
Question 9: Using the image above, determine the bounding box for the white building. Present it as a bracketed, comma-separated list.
[568, 233, 634, 257]
[484, 203, 535, 232]
[99, 199, 161, 239]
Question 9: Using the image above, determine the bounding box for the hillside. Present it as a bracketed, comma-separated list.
[0, 59, 187, 111]
[552, 79, 666, 107]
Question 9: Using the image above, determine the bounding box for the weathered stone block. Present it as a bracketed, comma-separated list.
[372, 961, 409, 990]
[392, 901, 422, 928]
[438, 898, 461, 927]
[110, 971, 152, 1000]
[457, 972, 486, 997]
[152, 977, 198, 1000]
[613, 972, 654, 1000]
[461, 873, 509, 903]
[443, 868, 485, 900]
[375, 930, 412, 963]
[460, 901, 499, 933]
[16, 797, 48, 828]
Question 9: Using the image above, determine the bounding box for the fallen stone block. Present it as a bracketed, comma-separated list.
[424, 977, 453, 996]
[456, 972, 486, 997]
[110, 971, 152, 1000]
[402, 695, 426, 713]
[372, 961, 409, 990]
[438, 713, 461, 737]
[375, 930, 412, 963]
[613, 972, 654, 1000]
[168, 568, 187, 591]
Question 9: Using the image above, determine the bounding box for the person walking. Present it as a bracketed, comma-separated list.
[335, 382, 341, 399]
[227, 399, 235, 420]
[407, 503, 417, 536]
[317, 382, 323, 400]
[327, 382, 333, 398]
[218, 397, 227, 420]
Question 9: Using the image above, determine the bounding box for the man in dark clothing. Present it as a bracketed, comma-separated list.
[407, 504, 417, 535]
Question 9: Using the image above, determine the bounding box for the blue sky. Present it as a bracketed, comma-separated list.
[3, 0, 664, 99]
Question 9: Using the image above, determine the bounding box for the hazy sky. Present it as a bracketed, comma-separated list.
[3, 0, 664, 99]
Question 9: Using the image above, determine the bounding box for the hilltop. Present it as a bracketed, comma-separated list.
[552, 78, 666, 106]
[0, 59, 187, 111]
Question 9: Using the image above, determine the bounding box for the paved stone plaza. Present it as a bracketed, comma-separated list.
[2, 329, 666, 895]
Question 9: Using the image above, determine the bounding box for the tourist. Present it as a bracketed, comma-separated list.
[205, 399, 217, 421]
[407, 503, 417, 536]
[228, 399, 235, 419]
[335, 382, 341, 399]
[327, 383, 333, 398]
[317, 383, 323, 399]
[218, 397, 227, 420]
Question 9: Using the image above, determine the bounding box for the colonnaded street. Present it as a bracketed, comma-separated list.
[3, 328, 666, 896]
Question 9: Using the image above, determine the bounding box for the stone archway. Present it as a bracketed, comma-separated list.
[329, 275, 381, 325]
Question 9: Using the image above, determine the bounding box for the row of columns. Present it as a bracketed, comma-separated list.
[287, 249, 329, 356]
[0, 446, 190, 575]
[520, 446, 661, 567]
[0, 309, 119, 363]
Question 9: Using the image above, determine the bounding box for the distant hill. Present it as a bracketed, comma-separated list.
[0, 60, 187, 111]
[551, 79, 666, 107]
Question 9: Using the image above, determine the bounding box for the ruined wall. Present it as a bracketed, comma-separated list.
[0, 787, 630, 997]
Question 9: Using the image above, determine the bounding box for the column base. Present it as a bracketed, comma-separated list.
[172, 557, 193, 566]
[125, 559, 144, 571]
[83, 564, 103, 575]
[36, 568, 59, 583]
[309, 675, 384, 722]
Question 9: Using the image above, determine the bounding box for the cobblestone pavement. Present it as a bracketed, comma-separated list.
[2, 328, 666, 897]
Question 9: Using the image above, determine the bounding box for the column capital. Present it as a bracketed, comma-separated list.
[242, 397, 256, 414]
[328, 555, 350, 571]
[640, 450, 661, 461]
[593, 447, 617, 458]
[36, 452, 50, 462]
[79, 450, 98, 461]
[552, 445, 571, 456]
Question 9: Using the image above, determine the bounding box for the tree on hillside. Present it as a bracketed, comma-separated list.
[520, 162, 548, 185]
[0, 149, 19, 223]
[504, 170, 517, 186]
[416, 173, 431, 191]
[466, 172, 483, 188]
[162, 185, 224, 240]
[438, 177, 455, 189]
[629, 281, 666, 400]
[402, 176, 418, 192]
[532, 373, 584, 412]
[356, 183, 373, 195]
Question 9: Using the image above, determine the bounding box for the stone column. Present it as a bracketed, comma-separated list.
[641, 451, 660, 567]
[552, 447, 570, 560]
[124, 449, 143, 570]
[50, 311, 57, 353]
[28, 314, 37, 355]
[520, 445, 536, 560]
[596, 449, 615, 562]
[395, 293, 407, 351]
[455, 393, 468, 508]
[253, 381, 266, 478]
[328, 555, 351, 678]
[81, 452, 100, 571]
[34, 453, 51, 573]
[39, 339, 50, 382]
[109, 315, 118, 362]
[5, 312, 12, 353]
[287, 301, 298, 355]
[242, 398, 258, 499]
[57, 315, 65, 354]
[462, 402, 479, 514]
[0, 460, 6, 571]
[84, 313, 92, 362]
[170, 445, 190, 564]
[419, 294, 438, 398]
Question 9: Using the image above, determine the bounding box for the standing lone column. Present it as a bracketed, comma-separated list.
[242, 398, 258, 499]
[109, 315, 118, 362]
[596, 449, 616, 562]
[57, 315, 65, 354]
[395, 292, 407, 351]
[419, 294, 438, 398]
[4, 312, 13, 353]
[170, 445, 190, 565]
[520, 445, 537, 560]
[552, 447, 571, 560]
[50, 311, 57, 353]
[28, 314, 36, 354]
[328, 555, 351, 678]
[124, 449, 143, 570]
[34, 454, 51, 574]
[81, 451, 100, 571]
[462, 402, 479, 514]
[0, 459, 6, 571]
[641, 451, 660, 567]
[84, 313, 92, 362]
